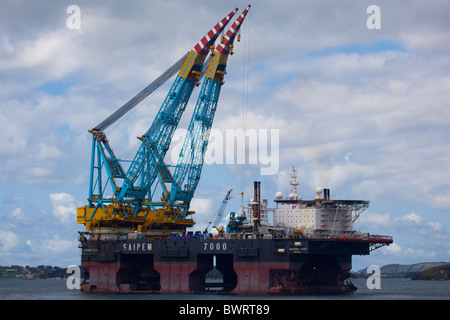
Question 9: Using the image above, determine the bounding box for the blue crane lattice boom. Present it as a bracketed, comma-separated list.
[170, 6, 251, 217]
[79, 7, 251, 234]
[87, 9, 238, 212]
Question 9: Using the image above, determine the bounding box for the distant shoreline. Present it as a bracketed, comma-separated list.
[352, 262, 450, 280]
[0, 265, 68, 280]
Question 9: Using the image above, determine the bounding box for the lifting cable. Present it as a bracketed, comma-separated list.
[240, 9, 251, 202]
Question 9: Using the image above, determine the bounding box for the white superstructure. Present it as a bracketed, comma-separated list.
[272, 167, 365, 235]
[273, 200, 353, 233]
[229, 167, 369, 237]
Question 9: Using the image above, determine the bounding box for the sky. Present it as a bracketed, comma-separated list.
[0, 0, 449, 271]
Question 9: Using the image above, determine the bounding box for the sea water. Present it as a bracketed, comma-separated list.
[0, 278, 449, 300]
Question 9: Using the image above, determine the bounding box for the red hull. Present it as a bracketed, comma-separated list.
[81, 254, 355, 294]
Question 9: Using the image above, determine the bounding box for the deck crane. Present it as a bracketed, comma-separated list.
[77, 8, 245, 234]
[206, 189, 233, 233]
[169, 6, 251, 217]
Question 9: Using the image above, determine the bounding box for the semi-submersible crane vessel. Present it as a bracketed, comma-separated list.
[76, 6, 392, 294]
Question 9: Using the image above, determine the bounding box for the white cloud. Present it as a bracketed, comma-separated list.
[382, 242, 438, 261]
[399, 212, 422, 224]
[0, 230, 19, 252]
[25, 240, 33, 248]
[42, 234, 76, 254]
[383, 242, 402, 255]
[11, 207, 26, 221]
[357, 210, 450, 266]
[189, 198, 214, 218]
[359, 212, 392, 228]
[427, 221, 443, 232]
[49, 192, 76, 224]
[0, 31, 81, 82]
[266, 48, 450, 208]
[361, 211, 446, 236]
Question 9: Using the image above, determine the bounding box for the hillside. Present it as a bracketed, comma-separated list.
[380, 262, 449, 274]
[354, 262, 450, 278]
[0, 265, 68, 279]
[411, 264, 450, 280]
